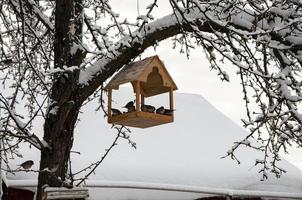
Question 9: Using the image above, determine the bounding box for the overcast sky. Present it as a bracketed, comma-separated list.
[105, 0, 302, 170]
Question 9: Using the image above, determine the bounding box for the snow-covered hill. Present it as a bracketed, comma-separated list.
[7, 88, 302, 199]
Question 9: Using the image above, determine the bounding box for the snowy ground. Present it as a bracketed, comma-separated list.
[6, 88, 302, 199]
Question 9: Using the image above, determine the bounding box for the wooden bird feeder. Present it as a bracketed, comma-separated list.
[104, 55, 177, 128]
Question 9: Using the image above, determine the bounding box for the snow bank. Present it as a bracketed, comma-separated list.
[6, 88, 302, 199]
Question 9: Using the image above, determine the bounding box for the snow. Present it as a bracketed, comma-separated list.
[231, 14, 254, 30]
[5, 88, 302, 199]
[48, 106, 59, 115]
[104, 56, 157, 90]
[70, 42, 84, 56]
[1, 171, 8, 187]
[270, 6, 293, 19]
[285, 36, 302, 45]
[44, 66, 79, 76]
[40, 140, 50, 149]
[79, 181, 302, 199]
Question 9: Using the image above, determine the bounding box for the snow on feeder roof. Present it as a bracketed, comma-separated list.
[105, 55, 177, 128]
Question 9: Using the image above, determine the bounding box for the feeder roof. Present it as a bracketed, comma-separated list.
[104, 55, 177, 92]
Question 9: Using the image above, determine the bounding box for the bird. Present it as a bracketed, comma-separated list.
[111, 108, 122, 116]
[123, 101, 135, 112]
[164, 109, 175, 116]
[206, 45, 214, 52]
[141, 104, 155, 113]
[18, 160, 34, 170]
[156, 106, 165, 114]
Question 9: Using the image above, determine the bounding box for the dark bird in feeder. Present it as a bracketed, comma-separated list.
[164, 109, 175, 116]
[156, 106, 165, 114]
[141, 104, 155, 113]
[18, 160, 34, 170]
[123, 101, 135, 112]
[111, 108, 122, 116]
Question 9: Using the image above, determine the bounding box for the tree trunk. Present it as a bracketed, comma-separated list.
[36, 0, 84, 199]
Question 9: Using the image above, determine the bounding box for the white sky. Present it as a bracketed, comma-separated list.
[107, 0, 302, 170]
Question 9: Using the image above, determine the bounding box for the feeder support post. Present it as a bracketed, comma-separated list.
[169, 87, 174, 110]
[135, 81, 141, 113]
[108, 89, 112, 119]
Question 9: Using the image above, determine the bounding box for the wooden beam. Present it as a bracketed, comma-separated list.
[108, 89, 112, 119]
[169, 88, 174, 120]
[136, 81, 140, 113]
[108, 111, 173, 128]
[169, 87, 174, 112]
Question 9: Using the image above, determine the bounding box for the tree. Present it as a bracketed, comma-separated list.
[1, 0, 302, 199]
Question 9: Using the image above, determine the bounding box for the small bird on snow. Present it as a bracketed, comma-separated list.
[123, 101, 135, 112]
[18, 160, 34, 170]
[141, 104, 155, 113]
[111, 108, 122, 116]
[156, 106, 165, 114]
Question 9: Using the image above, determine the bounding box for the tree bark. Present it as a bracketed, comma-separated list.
[36, 0, 84, 199]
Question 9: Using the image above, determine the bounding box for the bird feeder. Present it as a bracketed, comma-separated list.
[104, 55, 177, 128]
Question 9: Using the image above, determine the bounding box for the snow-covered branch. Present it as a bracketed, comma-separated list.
[23, 0, 54, 32]
[0, 94, 49, 150]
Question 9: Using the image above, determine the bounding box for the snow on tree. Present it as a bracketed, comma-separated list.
[0, 0, 302, 199]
